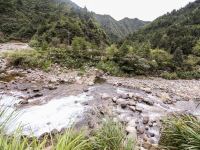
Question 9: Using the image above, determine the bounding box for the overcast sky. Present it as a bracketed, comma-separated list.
[71, 0, 195, 21]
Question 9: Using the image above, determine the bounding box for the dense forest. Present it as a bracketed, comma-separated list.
[0, 0, 108, 46]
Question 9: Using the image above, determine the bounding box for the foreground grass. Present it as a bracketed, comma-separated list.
[159, 114, 200, 150]
[0, 107, 136, 150]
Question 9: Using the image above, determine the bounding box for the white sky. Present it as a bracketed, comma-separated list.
[71, 0, 196, 21]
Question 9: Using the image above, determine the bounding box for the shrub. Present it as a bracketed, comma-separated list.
[159, 115, 200, 150]
[177, 71, 200, 79]
[150, 49, 172, 68]
[161, 72, 178, 80]
[3, 50, 51, 71]
[97, 61, 121, 76]
[29, 39, 40, 48]
[192, 39, 200, 56]
[72, 37, 91, 51]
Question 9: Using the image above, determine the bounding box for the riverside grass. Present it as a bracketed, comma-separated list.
[159, 114, 200, 150]
[0, 107, 136, 150]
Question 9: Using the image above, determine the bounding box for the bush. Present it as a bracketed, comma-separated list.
[29, 39, 40, 48]
[159, 115, 200, 150]
[3, 50, 51, 71]
[72, 37, 91, 51]
[161, 72, 178, 80]
[177, 71, 200, 79]
[97, 61, 121, 76]
[150, 49, 172, 68]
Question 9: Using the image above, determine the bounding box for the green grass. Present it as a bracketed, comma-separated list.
[0, 108, 136, 150]
[159, 114, 200, 150]
[92, 120, 136, 150]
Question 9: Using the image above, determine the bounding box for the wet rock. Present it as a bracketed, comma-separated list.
[51, 129, 59, 135]
[101, 93, 111, 100]
[137, 126, 145, 134]
[82, 102, 89, 105]
[116, 98, 128, 105]
[142, 99, 154, 106]
[135, 106, 143, 113]
[33, 88, 40, 93]
[47, 85, 57, 90]
[128, 93, 135, 98]
[119, 94, 129, 99]
[112, 97, 117, 103]
[128, 101, 136, 106]
[129, 106, 136, 112]
[31, 93, 43, 98]
[0, 73, 6, 80]
[121, 103, 127, 109]
[18, 100, 28, 105]
[83, 88, 89, 92]
[143, 116, 149, 124]
[148, 132, 155, 137]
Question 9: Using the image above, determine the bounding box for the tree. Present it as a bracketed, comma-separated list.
[173, 48, 184, 67]
[192, 39, 200, 56]
[150, 49, 172, 69]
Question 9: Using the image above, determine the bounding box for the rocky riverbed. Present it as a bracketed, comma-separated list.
[0, 43, 200, 150]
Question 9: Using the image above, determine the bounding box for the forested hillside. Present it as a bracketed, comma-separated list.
[127, 0, 200, 55]
[0, 0, 108, 46]
[95, 14, 149, 42]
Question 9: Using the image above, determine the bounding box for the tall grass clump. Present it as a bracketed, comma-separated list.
[92, 119, 136, 150]
[54, 128, 91, 150]
[159, 114, 200, 150]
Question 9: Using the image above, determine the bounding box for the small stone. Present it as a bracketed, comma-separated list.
[142, 142, 152, 149]
[119, 94, 129, 99]
[112, 97, 117, 103]
[48, 85, 57, 90]
[121, 103, 127, 109]
[128, 101, 136, 106]
[31, 93, 43, 98]
[143, 116, 150, 124]
[135, 106, 143, 113]
[83, 88, 89, 92]
[33, 88, 40, 93]
[142, 99, 154, 106]
[129, 106, 136, 112]
[101, 93, 111, 100]
[137, 126, 145, 134]
[82, 102, 89, 105]
[18, 100, 28, 105]
[88, 121, 95, 129]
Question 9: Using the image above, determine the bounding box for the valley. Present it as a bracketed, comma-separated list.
[0, 0, 200, 149]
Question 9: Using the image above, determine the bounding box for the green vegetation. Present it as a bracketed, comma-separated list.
[0, 0, 108, 46]
[94, 14, 149, 42]
[159, 115, 200, 150]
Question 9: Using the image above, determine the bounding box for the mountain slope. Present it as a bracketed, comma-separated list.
[94, 14, 150, 42]
[127, 0, 200, 54]
[0, 0, 108, 46]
